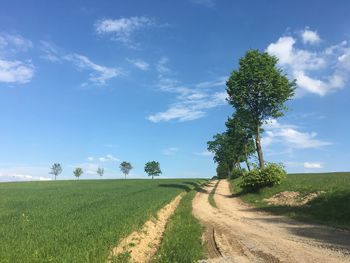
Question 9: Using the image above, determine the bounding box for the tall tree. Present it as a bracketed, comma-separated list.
[207, 133, 240, 178]
[226, 49, 295, 168]
[97, 167, 104, 177]
[225, 113, 255, 171]
[144, 161, 162, 179]
[119, 161, 133, 179]
[50, 163, 62, 180]
[73, 167, 83, 180]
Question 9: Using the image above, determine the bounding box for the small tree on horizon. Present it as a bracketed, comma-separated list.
[226, 49, 296, 168]
[144, 161, 162, 179]
[50, 163, 62, 180]
[119, 161, 133, 179]
[97, 167, 104, 177]
[73, 167, 83, 180]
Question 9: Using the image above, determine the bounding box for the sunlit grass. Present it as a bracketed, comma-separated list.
[0, 179, 203, 262]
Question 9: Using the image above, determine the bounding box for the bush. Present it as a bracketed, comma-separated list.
[230, 168, 246, 179]
[240, 163, 286, 191]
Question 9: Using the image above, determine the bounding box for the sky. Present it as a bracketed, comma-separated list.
[1, 0, 350, 181]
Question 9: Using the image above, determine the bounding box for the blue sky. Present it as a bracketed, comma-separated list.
[1, 0, 350, 181]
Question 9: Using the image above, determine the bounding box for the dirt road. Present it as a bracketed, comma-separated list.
[193, 180, 350, 263]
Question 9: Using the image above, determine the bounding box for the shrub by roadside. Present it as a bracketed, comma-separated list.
[240, 163, 286, 191]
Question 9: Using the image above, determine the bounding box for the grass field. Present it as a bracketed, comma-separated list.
[230, 172, 350, 230]
[0, 179, 203, 263]
[153, 185, 206, 263]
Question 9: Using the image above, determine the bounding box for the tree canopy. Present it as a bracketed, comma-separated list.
[50, 163, 62, 180]
[226, 49, 296, 168]
[120, 161, 133, 179]
[144, 161, 162, 179]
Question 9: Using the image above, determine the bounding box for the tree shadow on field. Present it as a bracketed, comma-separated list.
[183, 181, 201, 187]
[158, 183, 192, 192]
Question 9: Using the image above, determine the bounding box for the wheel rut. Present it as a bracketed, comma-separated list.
[192, 180, 350, 263]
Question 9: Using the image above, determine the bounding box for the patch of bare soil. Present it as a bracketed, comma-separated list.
[110, 193, 184, 263]
[264, 191, 326, 206]
[193, 180, 350, 263]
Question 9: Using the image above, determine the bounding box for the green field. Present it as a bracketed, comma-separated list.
[154, 185, 206, 263]
[231, 172, 350, 230]
[0, 179, 203, 263]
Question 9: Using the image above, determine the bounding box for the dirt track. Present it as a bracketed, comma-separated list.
[193, 180, 350, 263]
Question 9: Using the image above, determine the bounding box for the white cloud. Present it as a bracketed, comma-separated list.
[40, 41, 123, 86]
[64, 54, 123, 85]
[304, 162, 323, 169]
[195, 76, 227, 88]
[301, 28, 321, 45]
[162, 147, 179, 155]
[267, 29, 350, 96]
[0, 166, 52, 182]
[147, 58, 228, 122]
[194, 150, 213, 156]
[95, 17, 154, 47]
[88, 154, 120, 163]
[0, 33, 33, 55]
[0, 33, 34, 85]
[262, 119, 331, 149]
[127, 58, 149, 70]
[0, 59, 34, 84]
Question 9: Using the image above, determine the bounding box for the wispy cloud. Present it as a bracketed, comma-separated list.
[162, 147, 179, 156]
[87, 154, 120, 162]
[304, 162, 323, 169]
[194, 150, 213, 156]
[127, 58, 149, 70]
[0, 165, 51, 182]
[147, 58, 228, 122]
[267, 27, 350, 96]
[0, 33, 33, 55]
[40, 41, 123, 86]
[95, 16, 155, 48]
[262, 119, 332, 149]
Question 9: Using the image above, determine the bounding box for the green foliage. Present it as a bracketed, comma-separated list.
[216, 162, 229, 179]
[153, 188, 205, 263]
[226, 49, 296, 168]
[231, 172, 350, 230]
[0, 179, 203, 262]
[50, 163, 62, 180]
[240, 163, 286, 191]
[144, 161, 162, 179]
[226, 49, 296, 123]
[119, 161, 133, 179]
[97, 167, 104, 177]
[230, 168, 246, 179]
[73, 167, 83, 179]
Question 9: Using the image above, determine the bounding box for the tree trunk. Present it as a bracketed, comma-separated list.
[244, 145, 251, 171]
[152, 174, 154, 180]
[125, 174, 126, 180]
[255, 124, 265, 169]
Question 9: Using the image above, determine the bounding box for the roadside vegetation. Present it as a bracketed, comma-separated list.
[231, 172, 350, 230]
[207, 49, 295, 191]
[208, 181, 219, 208]
[153, 183, 206, 263]
[0, 179, 202, 262]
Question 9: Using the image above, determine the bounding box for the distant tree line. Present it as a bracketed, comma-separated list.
[208, 50, 295, 190]
[49, 161, 161, 180]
